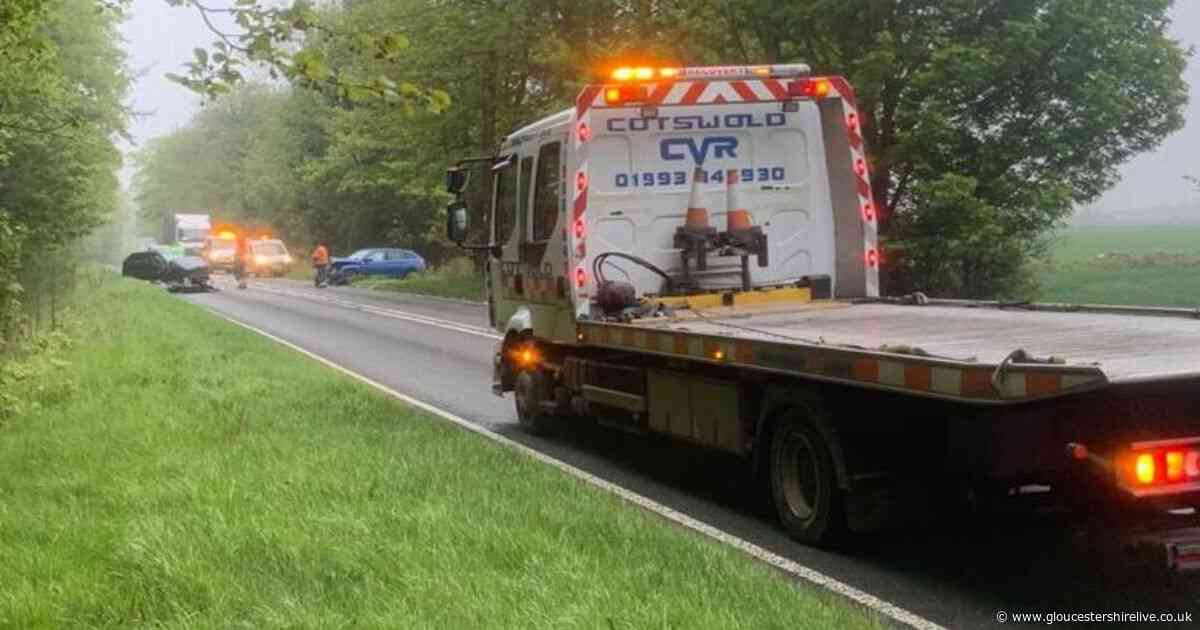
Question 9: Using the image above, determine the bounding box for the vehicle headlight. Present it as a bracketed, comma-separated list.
[255, 255, 267, 265]
[284, 255, 293, 263]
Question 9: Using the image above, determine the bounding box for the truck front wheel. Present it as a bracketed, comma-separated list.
[769, 410, 845, 545]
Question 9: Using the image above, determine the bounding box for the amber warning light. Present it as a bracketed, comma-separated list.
[603, 66, 829, 106]
[609, 64, 810, 82]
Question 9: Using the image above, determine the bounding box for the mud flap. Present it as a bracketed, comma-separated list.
[492, 350, 506, 396]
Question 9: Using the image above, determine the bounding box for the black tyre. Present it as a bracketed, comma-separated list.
[514, 369, 556, 436]
[768, 409, 845, 545]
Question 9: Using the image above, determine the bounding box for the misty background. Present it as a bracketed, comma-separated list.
[118, 0, 1200, 226]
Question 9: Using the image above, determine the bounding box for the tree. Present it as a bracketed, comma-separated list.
[141, 0, 1189, 299]
[0, 0, 129, 341]
[696, 0, 1190, 297]
[167, 0, 448, 113]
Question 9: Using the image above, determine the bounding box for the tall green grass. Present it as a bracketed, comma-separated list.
[0, 274, 881, 629]
[354, 257, 484, 302]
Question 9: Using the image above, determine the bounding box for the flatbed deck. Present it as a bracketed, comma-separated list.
[651, 301, 1200, 384]
[576, 299, 1200, 404]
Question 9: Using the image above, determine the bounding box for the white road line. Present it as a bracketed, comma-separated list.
[237, 281, 502, 340]
[214, 310, 946, 630]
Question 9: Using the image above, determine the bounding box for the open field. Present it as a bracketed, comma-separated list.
[0, 274, 878, 629]
[1037, 225, 1200, 307]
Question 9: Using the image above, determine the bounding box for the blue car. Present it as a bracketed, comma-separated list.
[329, 248, 427, 284]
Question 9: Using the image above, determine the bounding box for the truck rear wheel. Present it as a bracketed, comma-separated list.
[514, 369, 556, 436]
[769, 410, 845, 545]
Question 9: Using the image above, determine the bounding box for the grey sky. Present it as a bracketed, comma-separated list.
[119, 1, 1200, 213]
[118, 0, 237, 186]
[1092, 0, 1200, 211]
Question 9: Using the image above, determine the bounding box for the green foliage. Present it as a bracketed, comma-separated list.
[0, 214, 25, 341]
[143, 0, 1189, 299]
[0, 325, 76, 422]
[886, 174, 1039, 299]
[0, 0, 130, 344]
[685, 0, 1191, 297]
[168, 0, 447, 111]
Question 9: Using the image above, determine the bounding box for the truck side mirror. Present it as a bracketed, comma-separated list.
[445, 168, 468, 195]
[446, 201, 468, 244]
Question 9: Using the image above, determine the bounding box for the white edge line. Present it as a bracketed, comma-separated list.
[213, 311, 945, 630]
[242, 282, 501, 340]
[278, 277, 488, 306]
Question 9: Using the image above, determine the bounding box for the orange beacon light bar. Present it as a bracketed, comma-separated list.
[609, 64, 810, 82]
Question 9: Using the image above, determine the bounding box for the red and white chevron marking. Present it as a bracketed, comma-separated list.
[827, 78, 880, 297]
[573, 86, 602, 306]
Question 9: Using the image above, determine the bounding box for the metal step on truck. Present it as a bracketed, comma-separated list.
[444, 63, 1200, 561]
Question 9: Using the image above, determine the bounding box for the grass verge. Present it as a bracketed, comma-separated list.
[352, 257, 484, 302]
[354, 269, 484, 302]
[0, 274, 881, 629]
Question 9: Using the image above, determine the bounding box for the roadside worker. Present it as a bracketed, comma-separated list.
[233, 233, 250, 289]
[311, 242, 330, 287]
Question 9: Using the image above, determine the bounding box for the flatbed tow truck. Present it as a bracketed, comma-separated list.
[444, 64, 1200, 561]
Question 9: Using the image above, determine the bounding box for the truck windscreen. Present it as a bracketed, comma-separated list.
[252, 242, 286, 256]
[179, 228, 208, 242]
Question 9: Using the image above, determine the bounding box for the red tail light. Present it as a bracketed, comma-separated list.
[575, 266, 587, 288]
[846, 112, 859, 133]
[1119, 438, 1200, 495]
[573, 219, 585, 240]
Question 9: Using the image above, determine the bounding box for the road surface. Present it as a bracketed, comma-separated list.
[184, 277, 1199, 629]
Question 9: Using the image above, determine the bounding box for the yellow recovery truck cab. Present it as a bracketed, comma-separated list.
[445, 64, 1200, 560]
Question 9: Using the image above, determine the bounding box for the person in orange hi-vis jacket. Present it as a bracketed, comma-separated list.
[311, 242, 330, 287]
[233, 233, 250, 289]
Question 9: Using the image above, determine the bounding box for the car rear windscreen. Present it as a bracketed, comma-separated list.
[252, 242, 286, 255]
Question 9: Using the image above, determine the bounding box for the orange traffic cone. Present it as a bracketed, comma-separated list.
[684, 166, 709, 230]
[726, 169, 752, 232]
